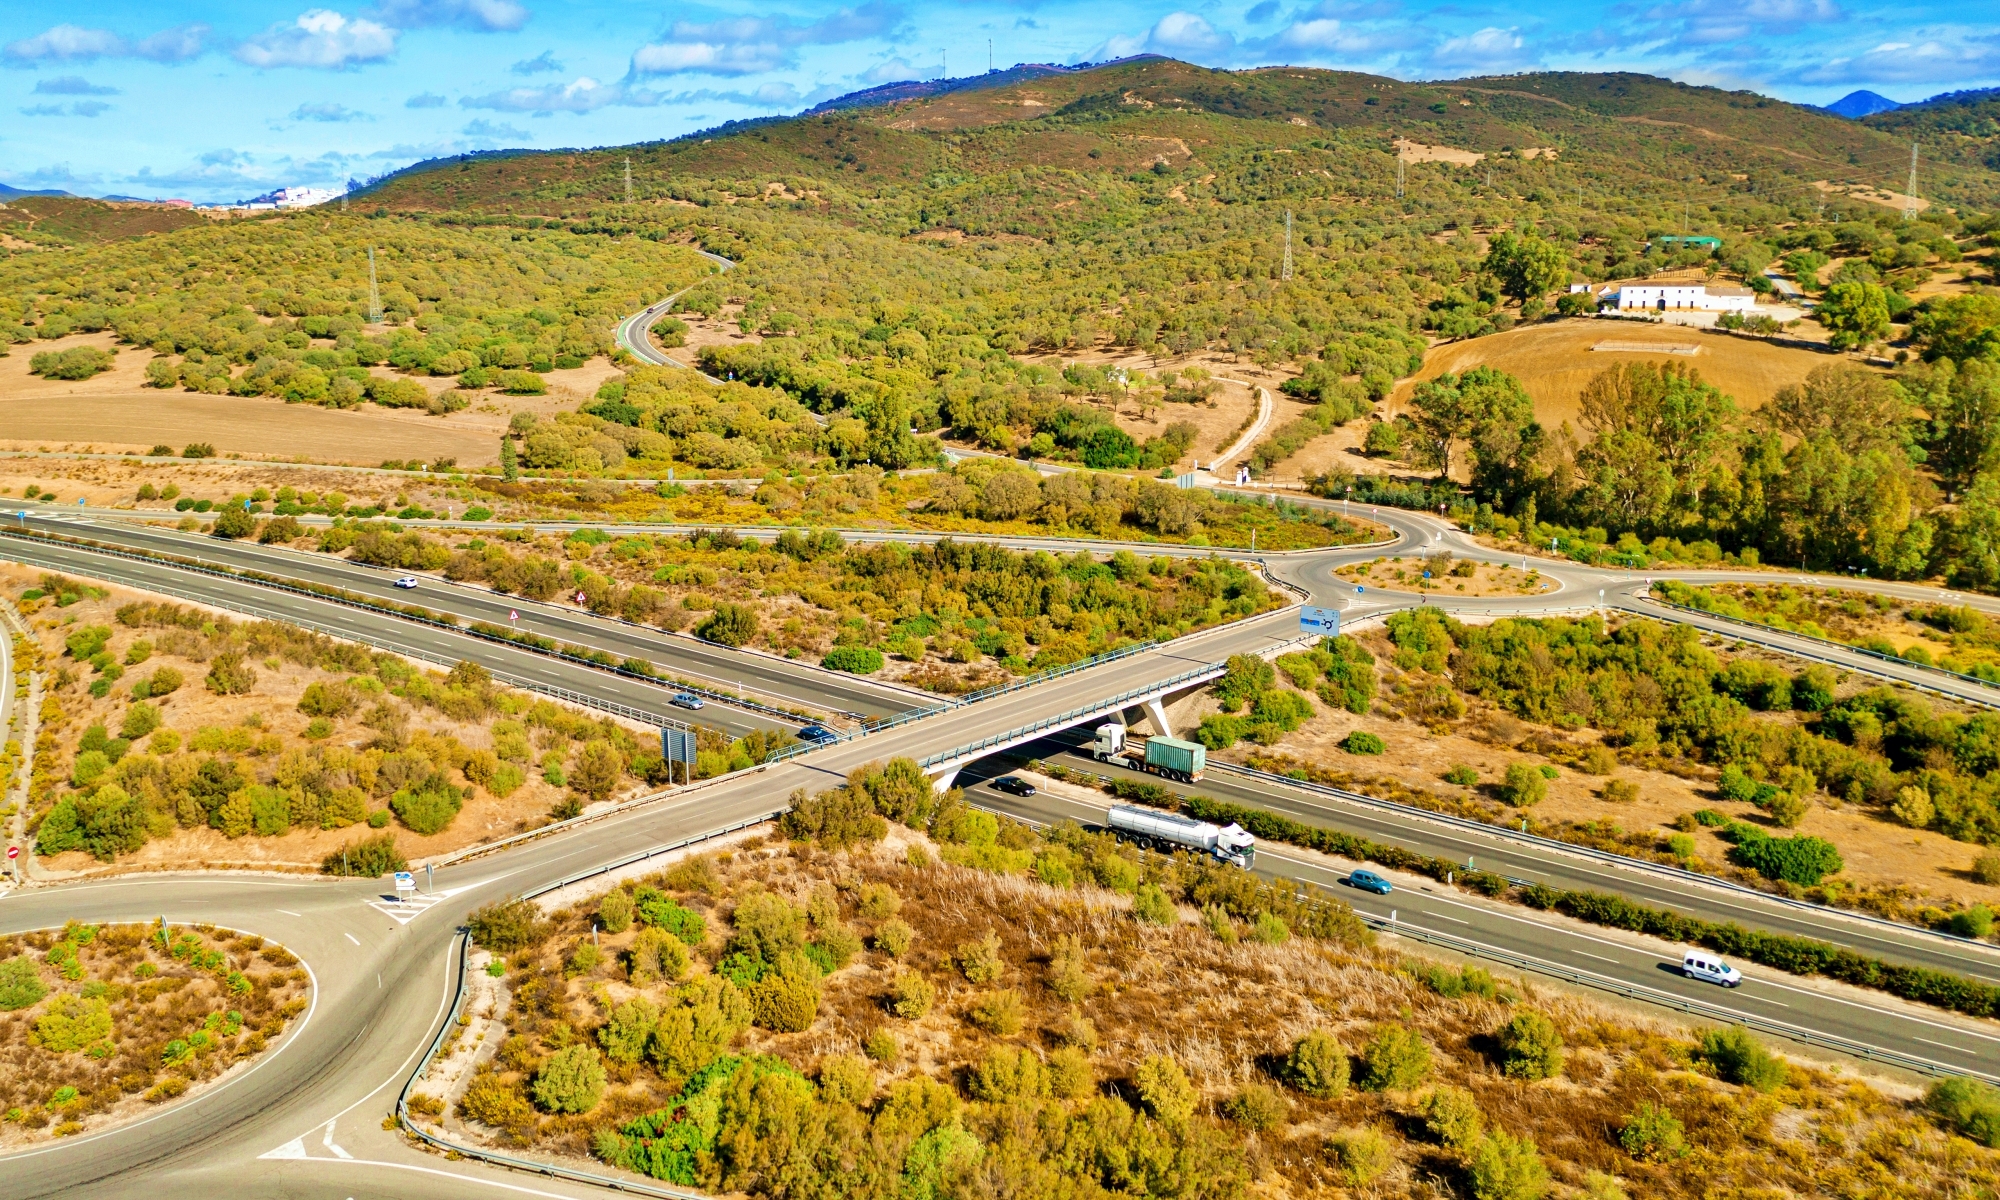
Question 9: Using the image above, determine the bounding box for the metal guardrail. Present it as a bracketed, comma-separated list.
[0, 524, 814, 725]
[1205, 759, 2000, 965]
[1644, 594, 2000, 700]
[918, 659, 1229, 769]
[1363, 912, 1990, 1083]
[398, 811, 776, 1196]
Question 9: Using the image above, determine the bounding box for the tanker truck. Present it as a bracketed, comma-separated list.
[1107, 804, 1256, 869]
[1087, 724, 1206, 782]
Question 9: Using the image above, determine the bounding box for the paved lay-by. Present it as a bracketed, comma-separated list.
[12, 333, 2000, 1194]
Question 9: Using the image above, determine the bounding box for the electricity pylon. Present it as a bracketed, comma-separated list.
[625, 157, 634, 203]
[1281, 210, 1293, 282]
[367, 247, 383, 325]
[1904, 142, 1919, 220]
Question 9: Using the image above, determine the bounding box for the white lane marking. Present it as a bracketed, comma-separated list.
[322, 1119, 353, 1160]
[281, 1156, 603, 1198]
[1748, 974, 2000, 1045]
[276, 909, 301, 917]
[1732, 991, 1790, 1008]
[1914, 1036, 1974, 1054]
[263, 1137, 307, 1160]
[344, 932, 360, 946]
[1575, 951, 1620, 964]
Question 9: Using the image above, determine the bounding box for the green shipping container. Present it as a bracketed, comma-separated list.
[1143, 736, 1206, 778]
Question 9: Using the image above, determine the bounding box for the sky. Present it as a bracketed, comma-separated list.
[3, 0, 1998, 203]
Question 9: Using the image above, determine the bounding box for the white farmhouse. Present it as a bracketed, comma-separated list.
[1610, 282, 1755, 313]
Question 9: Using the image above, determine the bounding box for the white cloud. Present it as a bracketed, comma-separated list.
[631, 1, 903, 78]
[4, 22, 209, 64]
[19, 98, 110, 117]
[1796, 32, 2000, 84]
[406, 91, 446, 107]
[71, 100, 110, 117]
[1263, 17, 1390, 55]
[461, 118, 529, 140]
[20, 103, 69, 116]
[861, 56, 920, 84]
[234, 10, 397, 70]
[460, 76, 659, 114]
[1429, 26, 1532, 72]
[510, 50, 562, 74]
[292, 101, 372, 121]
[1100, 12, 1236, 60]
[33, 75, 118, 95]
[370, 0, 530, 32]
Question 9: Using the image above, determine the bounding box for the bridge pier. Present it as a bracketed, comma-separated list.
[1142, 696, 1176, 741]
[929, 766, 959, 795]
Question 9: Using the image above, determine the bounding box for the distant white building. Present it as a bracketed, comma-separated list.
[273, 186, 344, 209]
[1611, 282, 1755, 313]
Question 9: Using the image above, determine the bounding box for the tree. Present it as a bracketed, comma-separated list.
[1497, 1010, 1564, 1080]
[212, 504, 256, 539]
[1408, 366, 1533, 484]
[500, 436, 520, 483]
[695, 603, 758, 647]
[468, 897, 547, 951]
[1763, 364, 1908, 457]
[1816, 281, 1892, 350]
[1135, 1054, 1196, 1126]
[1500, 762, 1548, 807]
[1927, 1077, 2000, 1148]
[1360, 1023, 1431, 1090]
[570, 739, 624, 802]
[1914, 358, 2000, 497]
[532, 1044, 605, 1113]
[1699, 1026, 1787, 1090]
[1282, 1030, 1350, 1097]
[1912, 293, 2000, 363]
[1484, 232, 1570, 302]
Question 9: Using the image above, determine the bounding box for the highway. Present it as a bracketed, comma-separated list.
[15, 296, 2000, 1192]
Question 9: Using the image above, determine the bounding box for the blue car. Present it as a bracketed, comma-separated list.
[1346, 869, 1393, 895]
[797, 724, 838, 745]
[669, 693, 705, 710]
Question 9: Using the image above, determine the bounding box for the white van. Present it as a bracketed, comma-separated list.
[1683, 951, 1742, 987]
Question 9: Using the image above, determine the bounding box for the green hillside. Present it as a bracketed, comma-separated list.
[1865, 89, 2000, 174]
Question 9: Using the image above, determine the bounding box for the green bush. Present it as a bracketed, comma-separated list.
[1926, 1077, 2000, 1147]
[1729, 831, 1843, 885]
[890, 969, 934, 1019]
[1132, 882, 1176, 925]
[750, 969, 822, 1032]
[1282, 1030, 1350, 1098]
[1341, 730, 1386, 755]
[1618, 1101, 1687, 1161]
[1327, 1126, 1394, 1186]
[1497, 1011, 1564, 1080]
[1360, 1023, 1431, 1091]
[391, 782, 463, 835]
[1469, 1131, 1550, 1200]
[1421, 1084, 1483, 1148]
[634, 887, 706, 944]
[469, 897, 547, 952]
[820, 645, 885, 674]
[599, 998, 659, 1065]
[532, 1044, 605, 1113]
[1223, 1083, 1287, 1131]
[694, 603, 759, 647]
[598, 889, 634, 934]
[1700, 1026, 1787, 1090]
[968, 988, 1025, 1035]
[320, 831, 406, 876]
[1500, 762, 1548, 807]
[0, 957, 48, 1011]
[33, 995, 111, 1052]
[874, 918, 913, 958]
[1135, 1054, 1196, 1126]
[629, 927, 690, 984]
[1444, 764, 1480, 786]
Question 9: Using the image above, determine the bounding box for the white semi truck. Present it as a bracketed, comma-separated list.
[1088, 724, 1206, 782]
[1107, 804, 1256, 869]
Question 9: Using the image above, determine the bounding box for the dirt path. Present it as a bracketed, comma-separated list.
[1205, 382, 1272, 473]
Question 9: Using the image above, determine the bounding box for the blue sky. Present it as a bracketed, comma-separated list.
[4, 0, 1998, 203]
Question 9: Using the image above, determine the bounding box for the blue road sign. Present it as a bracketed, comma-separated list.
[661, 727, 697, 765]
[1300, 606, 1341, 636]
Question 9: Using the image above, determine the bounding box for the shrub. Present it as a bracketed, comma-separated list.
[1327, 1126, 1394, 1186]
[1223, 1083, 1287, 1132]
[957, 930, 1005, 984]
[821, 645, 885, 674]
[968, 988, 1025, 1035]
[1618, 1102, 1687, 1161]
[468, 897, 547, 952]
[751, 971, 822, 1032]
[1975, 853, 2000, 887]
[1360, 1024, 1431, 1091]
[1135, 1055, 1196, 1126]
[120, 702, 161, 741]
[1469, 1132, 1550, 1200]
[204, 652, 256, 695]
[890, 970, 934, 1019]
[1048, 1046, 1094, 1100]
[1582, 744, 1618, 775]
[597, 889, 634, 934]
[694, 603, 759, 647]
[1444, 764, 1480, 786]
[1730, 833, 1843, 885]
[857, 883, 901, 920]
[1926, 1076, 2000, 1147]
[566, 941, 601, 978]
[1283, 1030, 1350, 1098]
[461, 1072, 534, 1132]
[1700, 1026, 1787, 1090]
[864, 1028, 901, 1063]
[1949, 904, 1995, 939]
[1341, 730, 1386, 755]
[1132, 883, 1176, 925]
[319, 832, 406, 877]
[634, 888, 706, 944]
[1422, 1084, 1483, 1148]
[1500, 762, 1548, 807]
[1251, 912, 1291, 944]
[628, 927, 689, 984]
[532, 1045, 605, 1114]
[0, 957, 48, 1011]
[1602, 779, 1640, 803]
[780, 784, 886, 848]
[211, 505, 256, 540]
[33, 995, 111, 1052]
[874, 918, 913, 958]
[818, 1054, 873, 1106]
[598, 999, 659, 1064]
[146, 666, 183, 696]
[391, 782, 463, 835]
[1497, 1011, 1564, 1080]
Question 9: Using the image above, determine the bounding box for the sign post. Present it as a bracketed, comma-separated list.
[661, 727, 697, 787]
[393, 871, 416, 902]
[1299, 606, 1341, 638]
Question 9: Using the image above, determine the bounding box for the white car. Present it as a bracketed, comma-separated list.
[1682, 950, 1742, 987]
[393, 576, 419, 589]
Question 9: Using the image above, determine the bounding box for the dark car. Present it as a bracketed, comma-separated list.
[1346, 869, 1393, 895]
[797, 724, 838, 745]
[989, 776, 1037, 797]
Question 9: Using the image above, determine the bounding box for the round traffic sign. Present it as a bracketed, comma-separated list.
[6, 846, 18, 860]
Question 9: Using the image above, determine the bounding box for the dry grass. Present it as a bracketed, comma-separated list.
[1333, 554, 1557, 598]
[436, 828, 2000, 1200]
[0, 921, 310, 1148]
[1389, 319, 1845, 433]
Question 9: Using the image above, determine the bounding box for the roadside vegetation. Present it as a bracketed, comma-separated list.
[1654, 580, 2000, 682]
[10, 570, 722, 869]
[0, 920, 308, 1147]
[426, 761, 2000, 1200]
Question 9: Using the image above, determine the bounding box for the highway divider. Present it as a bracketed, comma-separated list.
[1046, 766, 2000, 1024]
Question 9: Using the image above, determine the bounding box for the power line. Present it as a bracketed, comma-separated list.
[1281, 210, 1293, 282]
